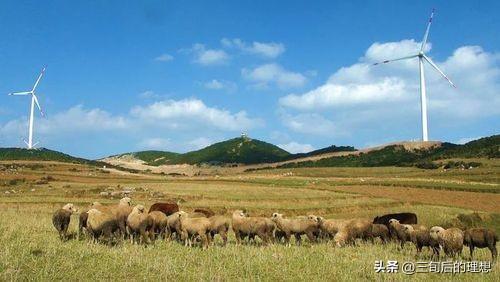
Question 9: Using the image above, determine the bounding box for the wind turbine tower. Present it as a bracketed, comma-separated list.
[373, 9, 456, 141]
[8, 67, 46, 149]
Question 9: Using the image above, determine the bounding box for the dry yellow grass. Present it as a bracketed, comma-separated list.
[0, 160, 499, 280]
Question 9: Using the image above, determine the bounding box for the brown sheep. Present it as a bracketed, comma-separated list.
[388, 219, 427, 248]
[165, 211, 182, 240]
[334, 219, 372, 247]
[430, 226, 464, 258]
[52, 203, 77, 240]
[86, 208, 121, 244]
[91, 197, 132, 238]
[178, 211, 211, 249]
[317, 217, 348, 240]
[78, 209, 88, 238]
[208, 216, 231, 246]
[463, 228, 498, 261]
[194, 208, 215, 218]
[149, 202, 179, 216]
[232, 210, 274, 245]
[149, 211, 168, 240]
[126, 205, 153, 244]
[369, 224, 390, 243]
[403, 225, 440, 257]
[271, 213, 320, 246]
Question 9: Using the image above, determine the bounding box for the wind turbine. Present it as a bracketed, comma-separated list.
[8, 67, 46, 149]
[373, 9, 456, 142]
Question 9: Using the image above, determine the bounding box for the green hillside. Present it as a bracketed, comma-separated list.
[279, 135, 499, 169]
[428, 135, 500, 159]
[0, 148, 92, 164]
[149, 137, 291, 165]
[288, 145, 356, 160]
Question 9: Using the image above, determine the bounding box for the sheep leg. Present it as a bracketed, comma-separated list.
[220, 230, 228, 246]
[285, 232, 292, 247]
[469, 245, 474, 260]
[235, 231, 242, 245]
[295, 234, 302, 246]
[306, 231, 316, 244]
[489, 244, 497, 261]
[258, 231, 269, 246]
[200, 232, 208, 249]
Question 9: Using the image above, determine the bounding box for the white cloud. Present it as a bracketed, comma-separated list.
[278, 142, 314, 154]
[131, 98, 262, 131]
[0, 105, 128, 138]
[280, 40, 500, 121]
[281, 112, 343, 136]
[222, 38, 285, 58]
[138, 138, 171, 150]
[204, 79, 237, 92]
[280, 77, 407, 110]
[242, 63, 307, 89]
[189, 44, 229, 66]
[154, 53, 173, 62]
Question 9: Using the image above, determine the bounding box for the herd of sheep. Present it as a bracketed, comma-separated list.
[52, 198, 498, 261]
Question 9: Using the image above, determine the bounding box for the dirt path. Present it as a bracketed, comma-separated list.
[329, 185, 500, 213]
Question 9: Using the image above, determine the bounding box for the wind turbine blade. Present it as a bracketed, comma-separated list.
[8, 91, 32, 96]
[372, 54, 418, 66]
[423, 54, 456, 88]
[33, 95, 45, 116]
[32, 67, 46, 92]
[421, 8, 435, 52]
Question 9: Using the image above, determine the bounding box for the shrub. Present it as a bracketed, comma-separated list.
[415, 161, 440, 169]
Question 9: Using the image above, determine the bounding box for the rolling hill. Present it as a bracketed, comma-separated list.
[0, 147, 92, 164]
[2, 135, 498, 169]
[113, 137, 292, 166]
[278, 135, 499, 169]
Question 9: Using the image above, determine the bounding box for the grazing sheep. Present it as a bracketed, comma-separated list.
[86, 208, 121, 244]
[208, 216, 231, 246]
[403, 225, 440, 256]
[232, 210, 274, 245]
[271, 213, 320, 246]
[388, 219, 427, 248]
[194, 208, 215, 218]
[126, 205, 153, 244]
[78, 209, 88, 238]
[369, 224, 390, 243]
[178, 211, 211, 249]
[317, 217, 348, 240]
[52, 203, 77, 240]
[463, 228, 498, 261]
[149, 202, 179, 216]
[165, 211, 183, 240]
[334, 219, 373, 247]
[91, 197, 133, 238]
[430, 226, 464, 258]
[148, 211, 168, 240]
[374, 213, 417, 239]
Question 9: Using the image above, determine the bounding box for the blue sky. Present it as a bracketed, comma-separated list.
[1, 0, 499, 159]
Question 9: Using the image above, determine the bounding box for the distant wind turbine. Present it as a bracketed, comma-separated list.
[8, 67, 46, 149]
[373, 9, 456, 142]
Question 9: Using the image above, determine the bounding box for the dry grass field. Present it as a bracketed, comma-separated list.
[0, 160, 499, 280]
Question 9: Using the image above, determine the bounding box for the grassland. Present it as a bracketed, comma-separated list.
[0, 160, 499, 280]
